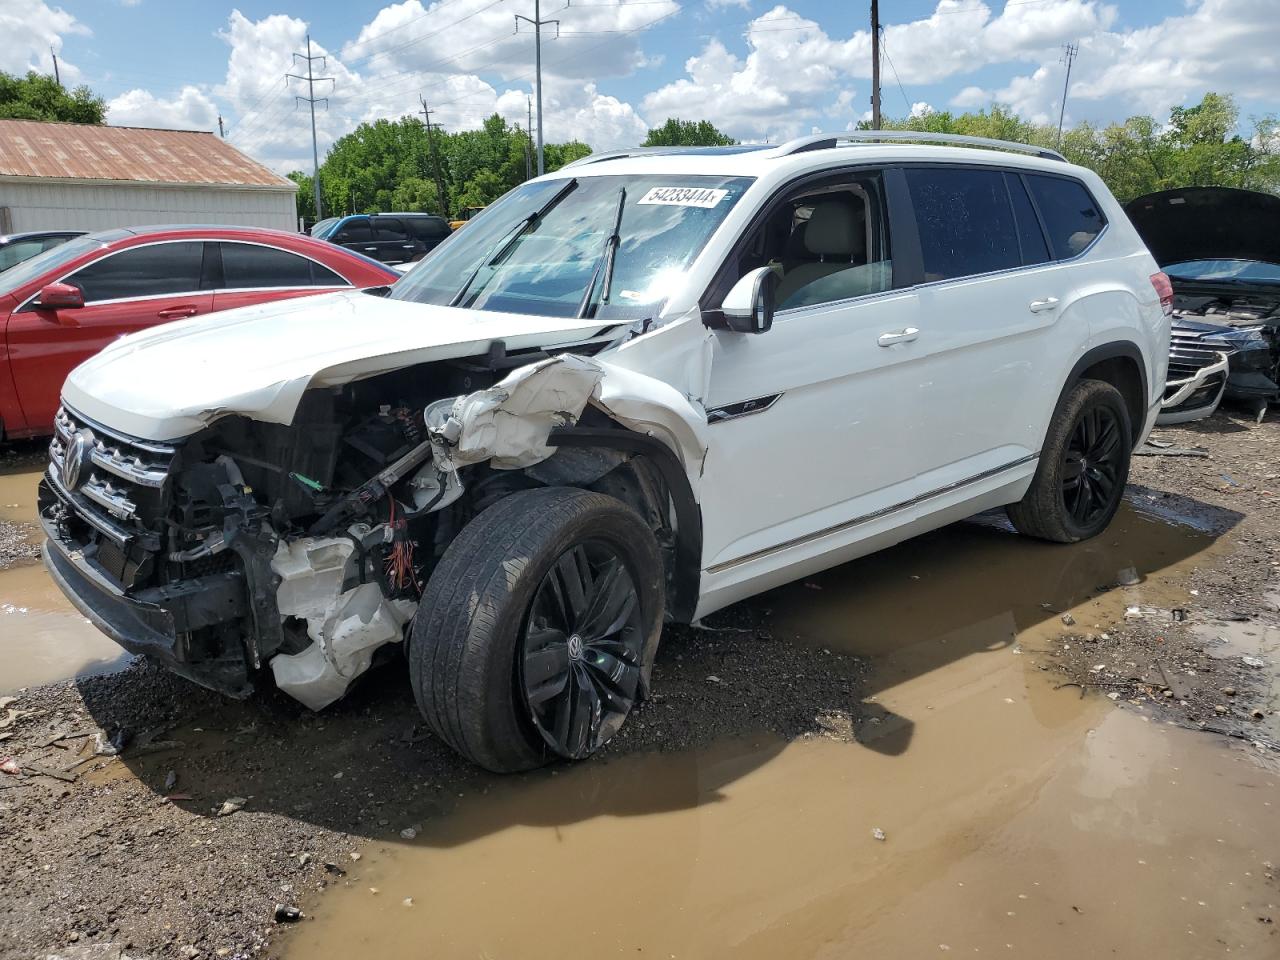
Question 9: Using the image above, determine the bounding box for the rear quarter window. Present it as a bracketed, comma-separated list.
[1025, 174, 1106, 259]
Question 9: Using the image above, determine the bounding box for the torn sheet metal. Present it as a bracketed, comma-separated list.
[269, 536, 416, 710]
[426, 353, 604, 471]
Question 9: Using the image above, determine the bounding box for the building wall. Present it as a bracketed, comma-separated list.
[0, 179, 298, 233]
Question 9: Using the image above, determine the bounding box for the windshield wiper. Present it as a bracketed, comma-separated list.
[576, 186, 627, 320]
[449, 177, 579, 308]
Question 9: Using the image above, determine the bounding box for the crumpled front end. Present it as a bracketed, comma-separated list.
[40, 353, 615, 708]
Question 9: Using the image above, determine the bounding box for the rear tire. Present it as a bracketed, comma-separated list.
[408, 486, 664, 773]
[1007, 379, 1131, 543]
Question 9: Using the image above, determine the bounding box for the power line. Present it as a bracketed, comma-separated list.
[515, 0, 560, 175]
[287, 34, 335, 221]
[870, 0, 881, 129]
[1057, 41, 1078, 149]
[880, 33, 911, 114]
[418, 96, 450, 216]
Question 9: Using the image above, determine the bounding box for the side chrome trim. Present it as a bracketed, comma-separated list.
[706, 452, 1041, 575]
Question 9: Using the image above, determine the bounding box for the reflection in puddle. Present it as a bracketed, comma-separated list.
[0, 462, 41, 526]
[1, 464, 133, 691]
[0, 561, 134, 692]
[286, 505, 1277, 959]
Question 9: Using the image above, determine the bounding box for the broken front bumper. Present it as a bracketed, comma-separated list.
[41, 508, 254, 697]
[1158, 350, 1230, 425]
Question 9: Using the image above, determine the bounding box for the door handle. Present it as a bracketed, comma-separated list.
[1029, 297, 1060, 313]
[364, 246, 378, 251]
[402, 244, 415, 249]
[877, 327, 919, 347]
[157, 305, 198, 320]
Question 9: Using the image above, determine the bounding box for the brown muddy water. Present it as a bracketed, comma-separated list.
[0, 463, 132, 692]
[285, 504, 1279, 960]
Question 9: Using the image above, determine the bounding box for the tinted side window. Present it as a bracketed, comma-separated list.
[1006, 174, 1051, 265]
[905, 167, 1020, 281]
[220, 243, 345, 288]
[0, 239, 45, 272]
[68, 242, 204, 302]
[332, 218, 372, 243]
[1026, 175, 1106, 259]
[404, 217, 449, 241]
[374, 217, 407, 241]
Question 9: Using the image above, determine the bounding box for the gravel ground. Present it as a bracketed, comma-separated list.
[0, 442, 44, 566]
[1048, 409, 1279, 747]
[1, 410, 1277, 960]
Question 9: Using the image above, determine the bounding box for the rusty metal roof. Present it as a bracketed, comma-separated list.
[0, 120, 294, 189]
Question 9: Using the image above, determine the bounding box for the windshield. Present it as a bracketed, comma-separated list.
[391, 174, 754, 319]
[1166, 259, 1280, 284]
[311, 217, 340, 237]
[0, 234, 109, 296]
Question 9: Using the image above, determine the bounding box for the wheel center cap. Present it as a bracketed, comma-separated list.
[567, 634, 584, 660]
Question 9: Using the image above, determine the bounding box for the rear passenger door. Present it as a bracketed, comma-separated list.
[896, 165, 1098, 488]
[370, 217, 420, 263]
[211, 241, 351, 311]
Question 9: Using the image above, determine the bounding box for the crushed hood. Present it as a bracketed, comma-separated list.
[1125, 187, 1280, 269]
[61, 289, 616, 440]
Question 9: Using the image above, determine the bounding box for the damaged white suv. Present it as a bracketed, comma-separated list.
[41, 133, 1170, 772]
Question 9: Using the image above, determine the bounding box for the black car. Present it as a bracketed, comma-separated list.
[1126, 187, 1280, 421]
[0, 230, 84, 273]
[310, 213, 451, 264]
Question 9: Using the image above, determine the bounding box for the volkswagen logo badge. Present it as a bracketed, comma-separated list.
[62, 429, 93, 490]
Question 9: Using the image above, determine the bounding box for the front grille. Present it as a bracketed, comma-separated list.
[1168, 328, 1231, 378]
[47, 405, 178, 587]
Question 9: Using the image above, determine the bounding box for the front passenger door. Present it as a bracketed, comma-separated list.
[6, 241, 213, 429]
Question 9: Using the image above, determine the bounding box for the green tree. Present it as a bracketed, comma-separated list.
[313, 112, 595, 219]
[0, 70, 105, 123]
[286, 171, 315, 222]
[642, 118, 737, 147]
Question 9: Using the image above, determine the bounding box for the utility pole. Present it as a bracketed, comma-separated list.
[1056, 42, 1078, 150]
[870, 0, 881, 130]
[525, 97, 533, 181]
[515, 0, 559, 175]
[418, 96, 450, 217]
[287, 34, 333, 222]
[217, 115, 225, 138]
[50, 47, 60, 86]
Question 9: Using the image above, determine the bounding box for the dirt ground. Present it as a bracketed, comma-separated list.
[0, 411, 1276, 960]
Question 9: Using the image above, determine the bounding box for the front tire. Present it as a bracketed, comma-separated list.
[408, 486, 664, 773]
[1007, 379, 1131, 543]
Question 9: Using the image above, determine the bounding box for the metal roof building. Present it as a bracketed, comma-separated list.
[0, 120, 298, 233]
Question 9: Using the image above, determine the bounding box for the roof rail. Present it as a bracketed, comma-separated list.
[774, 131, 1066, 162]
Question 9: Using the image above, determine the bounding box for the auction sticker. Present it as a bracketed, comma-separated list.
[637, 186, 728, 208]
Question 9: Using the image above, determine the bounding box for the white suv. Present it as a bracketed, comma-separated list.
[41, 132, 1171, 771]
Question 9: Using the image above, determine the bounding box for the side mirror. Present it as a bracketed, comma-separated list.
[36, 282, 84, 310]
[720, 266, 777, 334]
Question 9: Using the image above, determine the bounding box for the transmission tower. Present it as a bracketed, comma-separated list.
[287, 34, 334, 221]
[1057, 42, 1078, 150]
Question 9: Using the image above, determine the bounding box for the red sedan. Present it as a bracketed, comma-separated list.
[0, 225, 398, 439]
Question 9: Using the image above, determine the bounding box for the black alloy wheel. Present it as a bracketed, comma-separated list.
[520, 540, 645, 760]
[1060, 404, 1123, 527]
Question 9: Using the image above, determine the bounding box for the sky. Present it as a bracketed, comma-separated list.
[4, 0, 1278, 174]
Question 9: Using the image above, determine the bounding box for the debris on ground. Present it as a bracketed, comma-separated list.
[216, 797, 248, 817]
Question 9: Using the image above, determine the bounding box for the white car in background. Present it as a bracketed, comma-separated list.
[41, 132, 1170, 772]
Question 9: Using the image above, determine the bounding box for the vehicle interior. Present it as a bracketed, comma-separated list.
[732, 176, 892, 310]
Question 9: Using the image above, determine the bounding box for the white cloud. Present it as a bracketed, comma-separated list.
[107, 86, 220, 131]
[0, 0, 89, 81]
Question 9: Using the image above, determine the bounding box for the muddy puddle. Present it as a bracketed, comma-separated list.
[0, 463, 131, 692]
[285, 502, 1279, 960]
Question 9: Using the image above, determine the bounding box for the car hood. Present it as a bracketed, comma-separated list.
[62, 289, 618, 441]
[1125, 187, 1280, 269]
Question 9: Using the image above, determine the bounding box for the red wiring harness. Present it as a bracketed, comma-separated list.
[383, 499, 421, 596]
